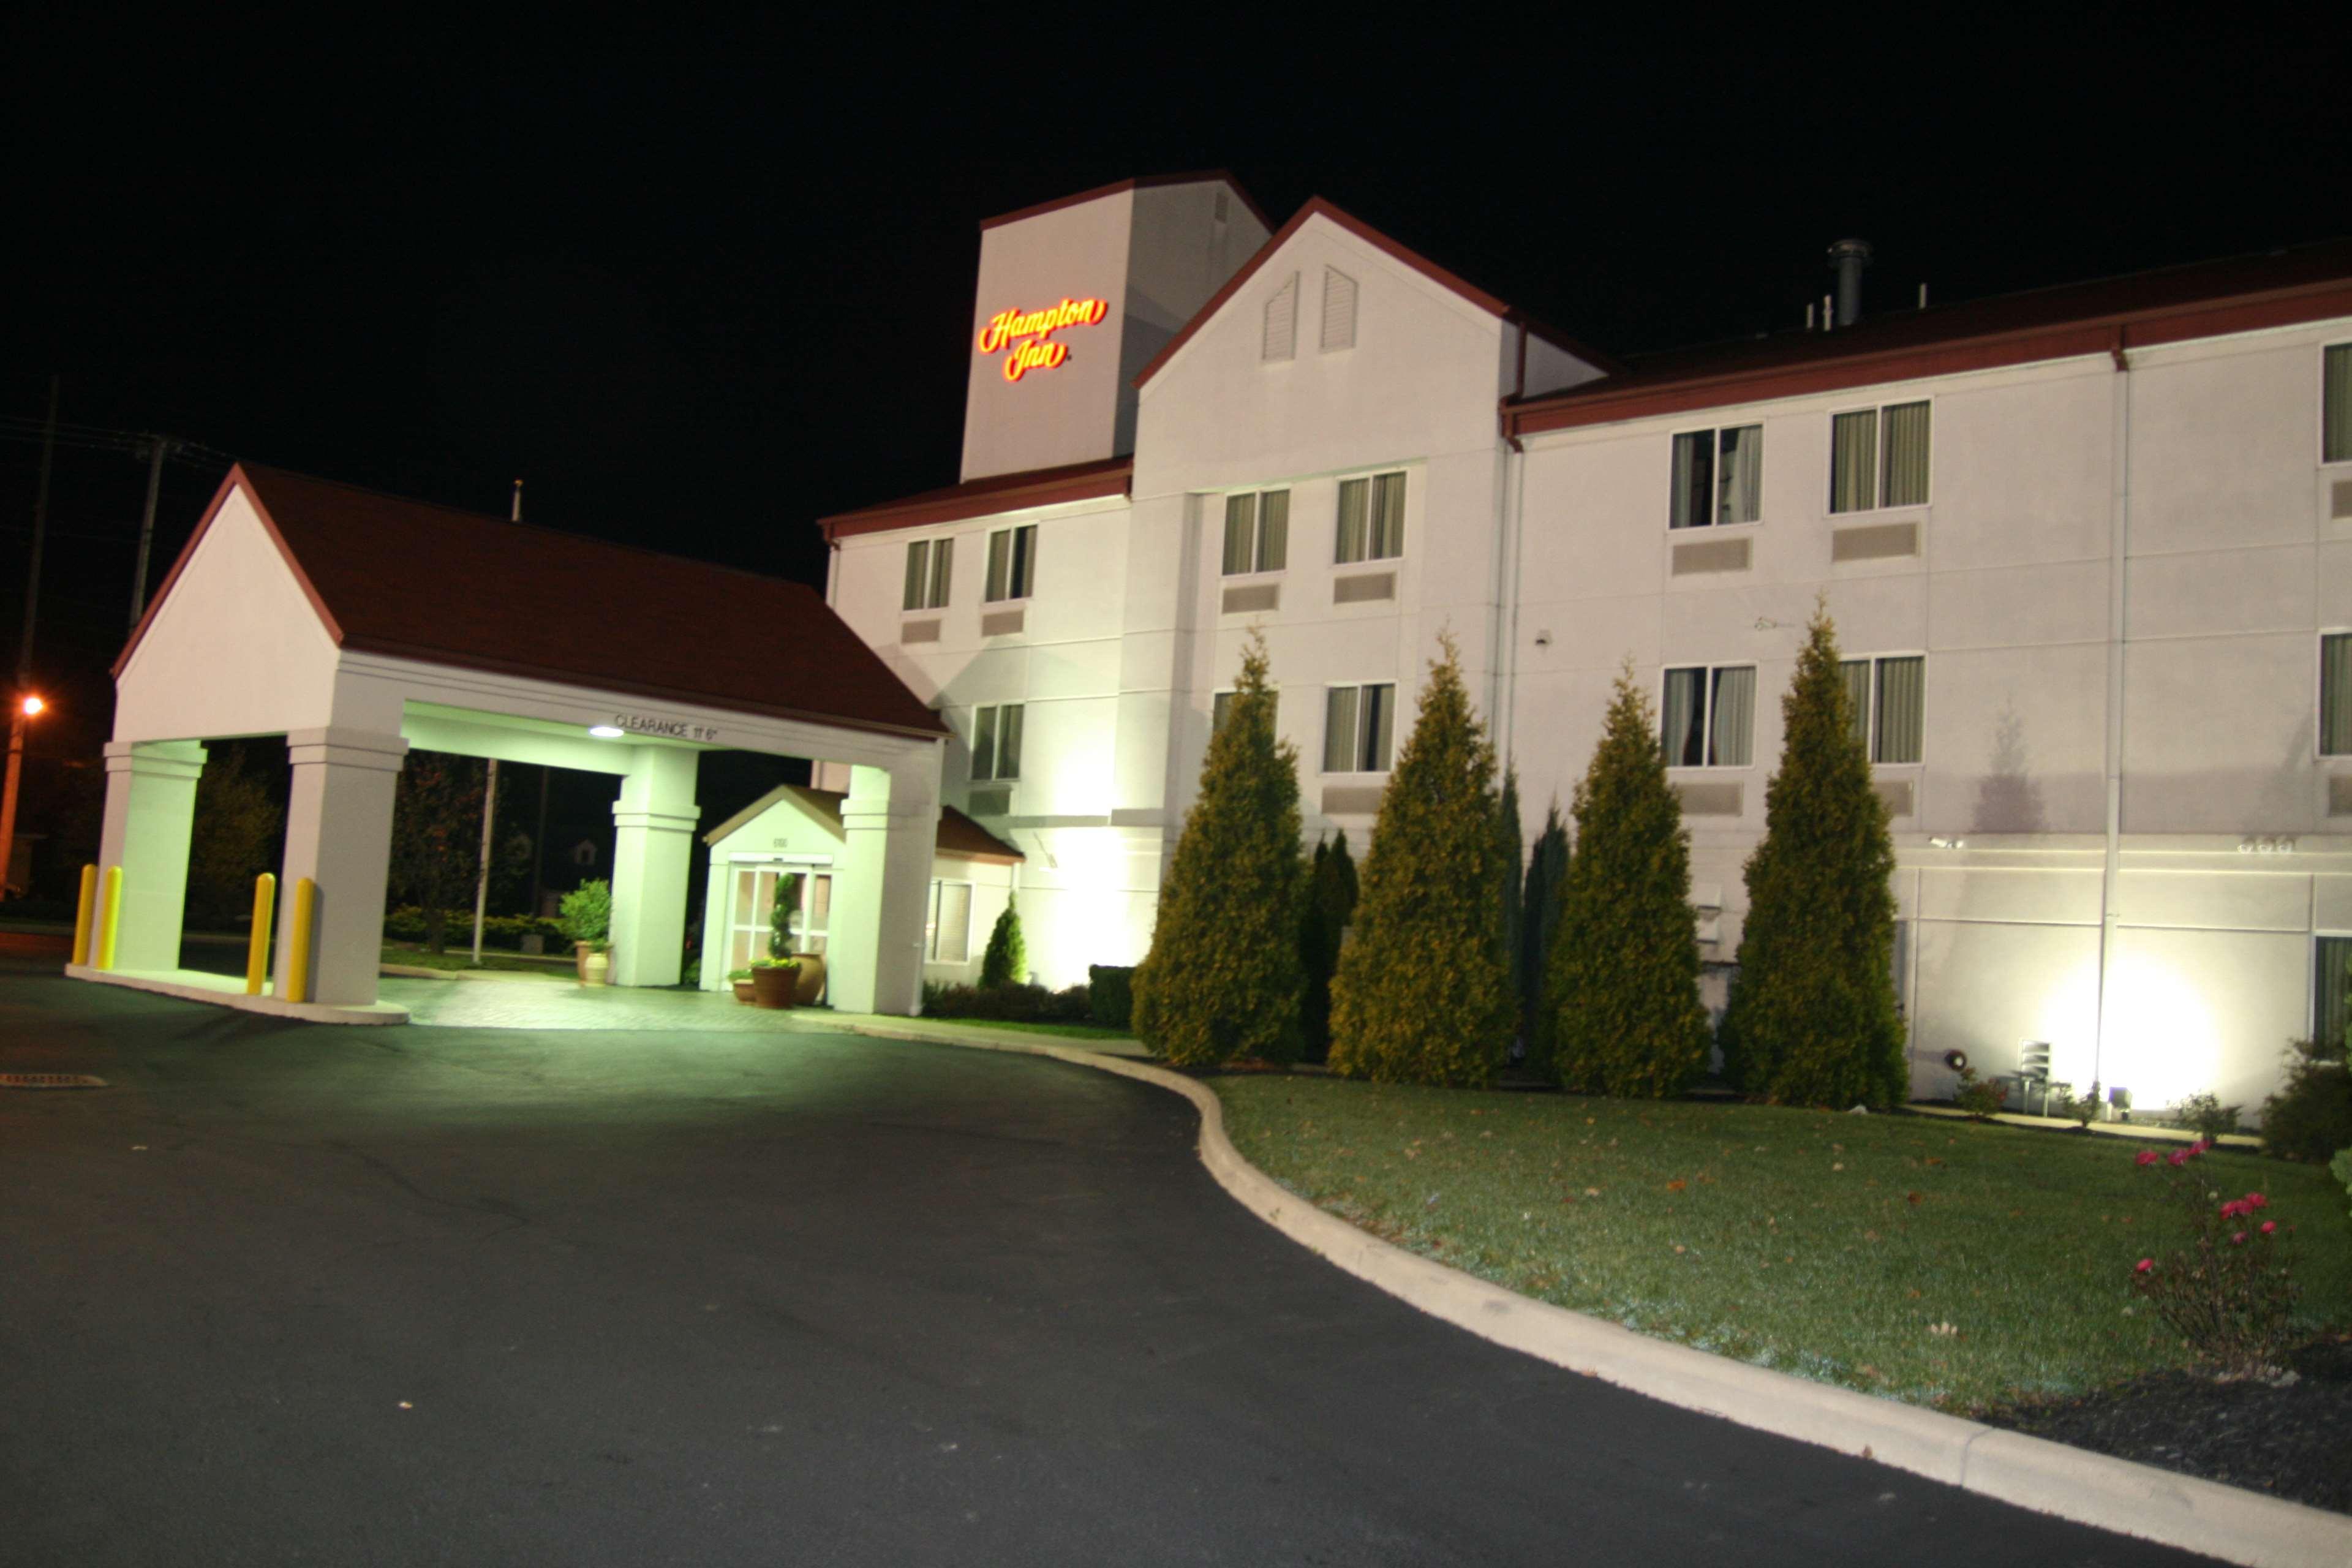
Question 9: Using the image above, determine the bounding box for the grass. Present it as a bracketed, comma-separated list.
[1213, 1076, 2352, 1412]
[379, 943, 570, 975]
[929, 1017, 1134, 1042]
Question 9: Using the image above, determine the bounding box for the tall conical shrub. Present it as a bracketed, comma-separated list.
[1719, 605, 1908, 1107]
[1497, 766, 1525, 1055]
[1298, 831, 1359, 1063]
[1131, 631, 1306, 1068]
[1519, 802, 1569, 1072]
[979, 893, 1027, 989]
[1546, 667, 1709, 1097]
[1328, 635, 1514, 1087]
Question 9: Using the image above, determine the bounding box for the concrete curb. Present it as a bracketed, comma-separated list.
[64, 964, 409, 1025]
[844, 1019, 2351, 1568]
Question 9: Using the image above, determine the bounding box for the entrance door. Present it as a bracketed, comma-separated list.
[726, 863, 833, 973]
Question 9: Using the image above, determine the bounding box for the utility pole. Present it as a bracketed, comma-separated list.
[129, 435, 174, 627]
[1, 377, 60, 903]
[470, 758, 500, 966]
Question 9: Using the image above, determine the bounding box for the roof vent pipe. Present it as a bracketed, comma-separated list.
[1828, 238, 1873, 327]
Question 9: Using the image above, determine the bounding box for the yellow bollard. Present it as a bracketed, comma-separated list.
[246, 872, 277, 996]
[286, 876, 317, 1003]
[70, 864, 98, 967]
[96, 866, 124, 971]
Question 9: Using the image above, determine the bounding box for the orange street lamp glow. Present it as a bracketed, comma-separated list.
[20, 695, 43, 717]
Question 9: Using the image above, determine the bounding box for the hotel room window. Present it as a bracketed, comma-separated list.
[984, 524, 1036, 602]
[1830, 401, 1931, 513]
[902, 538, 952, 611]
[2323, 633, 2351, 756]
[1335, 472, 1406, 564]
[2316, 935, 2352, 1050]
[927, 881, 974, 964]
[1842, 655, 1927, 764]
[1669, 426, 1762, 528]
[971, 703, 1024, 782]
[2326, 344, 2352, 463]
[1322, 683, 1395, 773]
[1662, 665, 1755, 767]
[1221, 491, 1290, 575]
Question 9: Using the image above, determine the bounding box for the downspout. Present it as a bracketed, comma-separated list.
[2093, 326, 2133, 1096]
[824, 532, 841, 608]
[1491, 321, 1529, 764]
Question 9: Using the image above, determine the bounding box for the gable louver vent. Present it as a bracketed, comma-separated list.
[1262, 273, 1298, 362]
[1321, 268, 1357, 352]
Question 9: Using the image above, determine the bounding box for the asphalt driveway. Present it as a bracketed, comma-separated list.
[1, 960, 2218, 1566]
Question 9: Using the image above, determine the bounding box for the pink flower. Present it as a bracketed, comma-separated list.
[2135, 1150, 2161, 1167]
[2167, 1149, 2190, 1167]
[2260, 1221, 2277, 1235]
[2231, 1231, 2248, 1245]
[2220, 1199, 2250, 1219]
[2133, 1258, 2154, 1273]
[2245, 1193, 2268, 1210]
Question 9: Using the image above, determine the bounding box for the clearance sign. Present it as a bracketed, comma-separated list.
[976, 296, 1108, 382]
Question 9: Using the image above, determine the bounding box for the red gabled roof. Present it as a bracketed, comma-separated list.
[121, 464, 948, 740]
[704, 784, 1022, 864]
[818, 455, 1133, 542]
[1133, 196, 1623, 390]
[979, 171, 1273, 236]
[1506, 238, 2352, 437]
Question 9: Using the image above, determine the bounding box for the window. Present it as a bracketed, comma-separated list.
[1212, 690, 1234, 735]
[2326, 344, 2352, 464]
[984, 525, 1036, 602]
[1670, 425, 1763, 528]
[2325, 634, 2352, 757]
[1662, 666, 1756, 767]
[1321, 268, 1357, 352]
[902, 538, 952, 611]
[1263, 273, 1298, 362]
[1830, 400, 1931, 513]
[1335, 472, 1406, 564]
[971, 703, 1024, 782]
[1322, 683, 1395, 773]
[927, 881, 974, 964]
[1841, 655, 1927, 764]
[2317, 935, 2352, 1053]
[1221, 491, 1290, 575]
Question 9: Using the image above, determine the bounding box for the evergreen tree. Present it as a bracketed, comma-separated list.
[1297, 830, 1360, 1062]
[1497, 766, 1525, 1059]
[1719, 605, 1908, 1107]
[1546, 668, 1709, 1097]
[1519, 802, 1569, 1073]
[979, 894, 1027, 989]
[1131, 632, 1306, 1067]
[1328, 635, 1515, 1087]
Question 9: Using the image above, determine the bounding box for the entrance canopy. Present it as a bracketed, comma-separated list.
[80, 464, 948, 1022]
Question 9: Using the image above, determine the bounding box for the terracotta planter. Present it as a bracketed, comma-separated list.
[731, 979, 757, 1006]
[576, 942, 610, 987]
[792, 953, 827, 1006]
[750, 963, 799, 1009]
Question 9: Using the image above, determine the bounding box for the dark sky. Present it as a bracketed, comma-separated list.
[4, 12, 2348, 757]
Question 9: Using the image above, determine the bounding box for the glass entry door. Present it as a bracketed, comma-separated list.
[726, 863, 832, 973]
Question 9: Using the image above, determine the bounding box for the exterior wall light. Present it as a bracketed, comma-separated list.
[589, 725, 624, 739]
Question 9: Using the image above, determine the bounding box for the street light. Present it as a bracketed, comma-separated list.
[0, 690, 48, 902]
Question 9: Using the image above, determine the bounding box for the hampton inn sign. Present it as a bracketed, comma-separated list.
[974, 296, 1108, 381]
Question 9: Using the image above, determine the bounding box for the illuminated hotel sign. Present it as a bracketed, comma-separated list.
[976, 296, 1109, 382]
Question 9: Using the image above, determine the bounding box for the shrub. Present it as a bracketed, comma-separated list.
[979, 895, 1027, 989]
[2175, 1091, 2241, 1142]
[2057, 1079, 2104, 1129]
[1297, 832, 1358, 1064]
[1952, 1065, 2006, 1120]
[2331, 1147, 2352, 1222]
[557, 880, 611, 950]
[1544, 666, 1709, 1098]
[2127, 1140, 2299, 1381]
[1088, 965, 1136, 1031]
[2261, 1038, 2352, 1163]
[1131, 632, 1306, 1068]
[758, 872, 802, 968]
[922, 981, 1093, 1023]
[1518, 802, 1569, 1075]
[1328, 634, 1514, 1087]
[385, 908, 567, 947]
[1719, 604, 1907, 1109]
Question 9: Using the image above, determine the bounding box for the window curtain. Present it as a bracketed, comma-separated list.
[1841, 660, 1872, 749]
[1719, 424, 1763, 523]
[2323, 633, 2352, 756]
[2324, 345, 2352, 464]
[1258, 490, 1289, 571]
[984, 531, 1010, 601]
[1335, 479, 1369, 564]
[1831, 410, 1877, 513]
[1362, 683, 1395, 770]
[996, 704, 1024, 780]
[1223, 494, 1257, 575]
[1882, 402, 1931, 507]
[1670, 432, 1712, 529]
[1709, 666, 1756, 766]
[971, 707, 999, 780]
[1662, 668, 1703, 766]
[903, 543, 927, 611]
[1874, 657, 1926, 763]
[2316, 937, 2352, 1054]
[1371, 473, 1406, 559]
[1323, 687, 1359, 772]
[927, 538, 952, 607]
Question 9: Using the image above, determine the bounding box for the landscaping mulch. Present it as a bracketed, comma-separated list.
[1979, 1336, 2352, 1515]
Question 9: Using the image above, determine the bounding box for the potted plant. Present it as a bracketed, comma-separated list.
[728, 968, 756, 1005]
[559, 879, 613, 987]
[750, 872, 802, 1009]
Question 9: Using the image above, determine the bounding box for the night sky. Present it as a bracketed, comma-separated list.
[4, 15, 2348, 777]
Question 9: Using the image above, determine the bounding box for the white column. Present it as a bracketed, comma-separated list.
[608, 745, 699, 987]
[277, 728, 408, 1005]
[97, 740, 207, 972]
[832, 750, 941, 1015]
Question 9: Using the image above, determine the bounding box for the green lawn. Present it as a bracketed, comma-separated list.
[1214, 1077, 2352, 1412]
[379, 943, 570, 975]
[932, 1018, 1135, 1042]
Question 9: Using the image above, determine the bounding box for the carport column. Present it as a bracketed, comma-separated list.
[834, 753, 941, 1016]
[97, 740, 207, 971]
[277, 728, 408, 1006]
[608, 746, 699, 987]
